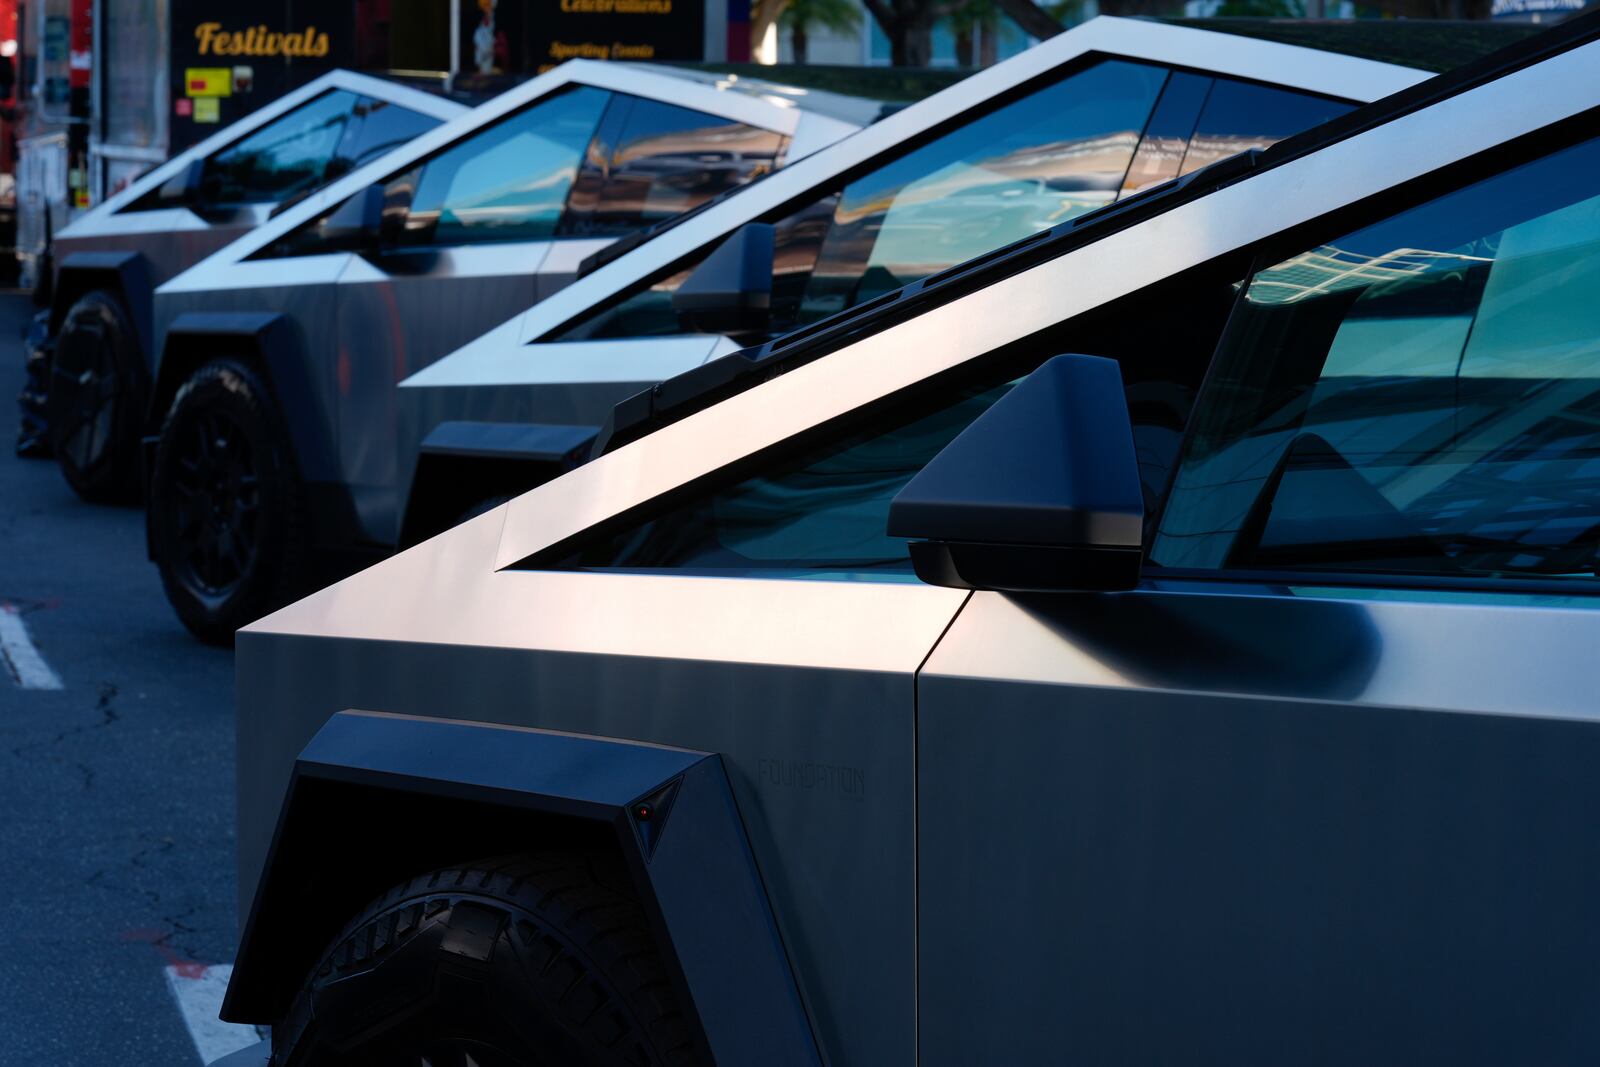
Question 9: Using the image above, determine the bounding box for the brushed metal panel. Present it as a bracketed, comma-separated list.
[918, 586, 1600, 1064]
[150, 273, 342, 448]
[55, 222, 249, 297]
[393, 335, 729, 521]
[333, 242, 550, 542]
[926, 585, 1600, 722]
[239, 513, 967, 1066]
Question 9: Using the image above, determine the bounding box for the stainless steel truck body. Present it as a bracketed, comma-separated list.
[395, 16, 1453, 555]
[23, 71, 464, 492]
[224, 15, 1600, 1066]
[151, 17, 1429, 647]
[144, 61, 871, 643]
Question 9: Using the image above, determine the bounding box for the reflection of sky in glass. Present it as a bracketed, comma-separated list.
[867, 131, 1140, 272]
[1154, 136, 1600, 579]
[209, 90, 359, 200]
[438, 136, 578, 218]
[1178, 80, 1351, 176]
[413, 87, 609, 238]
[839, 60, 1165, 276]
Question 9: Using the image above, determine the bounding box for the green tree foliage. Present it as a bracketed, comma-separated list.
[781, 0, 864, 62]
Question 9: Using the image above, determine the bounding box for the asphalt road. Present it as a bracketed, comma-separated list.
[0, 292, 241, 1064]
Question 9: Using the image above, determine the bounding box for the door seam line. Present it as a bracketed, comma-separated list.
[909, 589, 974, 1066]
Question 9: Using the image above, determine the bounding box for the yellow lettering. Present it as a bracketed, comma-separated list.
[194, 21, 221, 54]
[559, 0, 671, 11]
[196, 22, 332, 60]
[547, 40, 614, 60]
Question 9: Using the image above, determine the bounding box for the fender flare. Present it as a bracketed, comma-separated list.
[152, 311, 341, 481]
[51, 250, 156, 366]
[223, 710, 822, 1067]
[399, 420, 598, 546]
[147, 312, 356, 556]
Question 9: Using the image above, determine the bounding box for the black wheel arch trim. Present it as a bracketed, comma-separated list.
[150, 312, 357, 557]
[399, 421, 600, 546]
[152, 313, 319, 461]
[417, 420, 599, 464]
[223, 709, 823, 1067]
[52, 251, 155, 367]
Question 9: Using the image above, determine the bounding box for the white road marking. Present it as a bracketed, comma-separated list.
[164, 963, 263, 1064]
[0, 603, 63, 690]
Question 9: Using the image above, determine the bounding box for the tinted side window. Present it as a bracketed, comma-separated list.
[564, 60, 1166, 341]
[566, 384, 1010, 577]
[564, 97, 785, 238]
[331, 97, 444, 178]
[1119, 71, 1210, 196]
[561, 70, 1353, 345]
[541, 266, 1242, 578]
[401, 86, 611, 246]
[566, 193, 840, 341]
[1153, 135, 1600, 584]
[563, 193, 839, 341]
[201, 90, 361, 205]
[794, 60, 1167, 324]
[1178, 80, 1352, 176]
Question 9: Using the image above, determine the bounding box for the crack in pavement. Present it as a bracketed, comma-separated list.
[16, 681, 214, 970]
[100, 834, 211, 968]
[8, 681, 120, 789]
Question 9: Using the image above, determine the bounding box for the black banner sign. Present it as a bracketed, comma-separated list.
[459, 0, 705, 82]
[169, 0, 354, 152]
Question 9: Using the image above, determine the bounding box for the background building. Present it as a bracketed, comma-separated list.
[11, 0, 733, 286]
[757, 0, 1046, 65]
[9, 0, 1574, 287]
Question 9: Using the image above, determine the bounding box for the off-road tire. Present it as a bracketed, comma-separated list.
[47, 289, 146, 502]
[272, 853, 699, 1067]
[148, 358, 308, 646]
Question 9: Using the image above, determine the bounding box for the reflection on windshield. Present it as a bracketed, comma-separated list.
[864, 132, 1139, 278]
[796, 60, 1167, 323]
[203, 90, 359, 204]
[1154, 136, 1600, 583]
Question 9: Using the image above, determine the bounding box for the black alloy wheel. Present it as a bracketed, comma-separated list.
[47, 289, 146, 502]
[172, 406, 260, 594]
[149, 358, 308, 645]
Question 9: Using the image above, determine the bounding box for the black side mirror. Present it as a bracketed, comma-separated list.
[887, 354, 1144, 593]
[671, 222, 774, 337]
[319, 183, 387, 251]
[156, 159, 206, 208]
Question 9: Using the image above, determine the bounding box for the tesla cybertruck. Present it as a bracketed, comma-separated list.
[390, 19, 1544, 552]
[142, 62, 876, 643]
[218, 13, 1600, 1066]
[147, 17, 1438, 644]
[19, 70, 465, 490]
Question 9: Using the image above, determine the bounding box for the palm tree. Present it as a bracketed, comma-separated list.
[781, 0, 863, 64]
